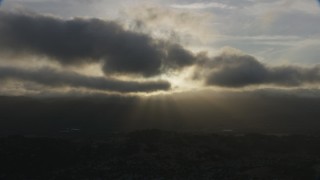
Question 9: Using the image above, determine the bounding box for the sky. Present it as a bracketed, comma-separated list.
[0, 0, 319, 96]
[0, 0, 320, 133]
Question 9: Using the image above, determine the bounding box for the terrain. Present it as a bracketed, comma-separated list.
[1, 130, 320, 179]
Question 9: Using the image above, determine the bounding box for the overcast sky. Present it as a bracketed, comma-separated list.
[0, 0, 319, 96]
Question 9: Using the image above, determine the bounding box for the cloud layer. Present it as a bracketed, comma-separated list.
[0, 66, 170, 92]
[196, 50, 320, 87]
[0, 10, 320, 95]
[0, 11, 195, 77]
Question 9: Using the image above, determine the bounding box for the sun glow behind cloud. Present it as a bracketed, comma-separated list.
[0, 0, 320, 97]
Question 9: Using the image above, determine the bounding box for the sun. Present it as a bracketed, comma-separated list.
[160, 67, 201, 92]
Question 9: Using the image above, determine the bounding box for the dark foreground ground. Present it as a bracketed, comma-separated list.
[1, 130, 320, 179]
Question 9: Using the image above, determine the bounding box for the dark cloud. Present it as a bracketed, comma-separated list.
[0, 11, 196, 77]
[197, 52, 320, 87]
[164, 44, 195, 68]
[2, 12, 319, 90]
[0, 66, 170, 93]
